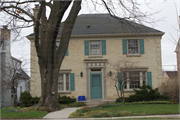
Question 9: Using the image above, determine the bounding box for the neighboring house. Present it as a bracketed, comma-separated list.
[27, 11, 164, 103]
[0, 26, 30, 108]
[175, 16, 180, 81]
[162, 71, 178, 83]
[12, 57, 30, 104]
[0, 26, 12, 107]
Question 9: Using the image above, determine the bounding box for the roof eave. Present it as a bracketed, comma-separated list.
[27, 32, 164, 40]
[69, 32, 164, 38]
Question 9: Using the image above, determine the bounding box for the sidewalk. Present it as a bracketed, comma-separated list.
[43, 107, 80, 119]
[42, 107, 180, 120]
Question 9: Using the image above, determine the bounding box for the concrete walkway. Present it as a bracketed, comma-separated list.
[42, 107, 180, 120]
[43, 108, 80, 119]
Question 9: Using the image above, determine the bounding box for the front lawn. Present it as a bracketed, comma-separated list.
[0, 102, 85, 119]
[70, 101, 179, 118]
[1, 107, 48, 119]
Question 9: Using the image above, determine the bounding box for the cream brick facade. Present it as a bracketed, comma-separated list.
[28, 34, 163, 101]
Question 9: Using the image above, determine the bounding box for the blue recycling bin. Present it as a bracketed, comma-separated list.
[78, 96, 85, 101]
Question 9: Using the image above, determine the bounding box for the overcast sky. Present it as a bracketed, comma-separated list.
[10, 0, 180, 75]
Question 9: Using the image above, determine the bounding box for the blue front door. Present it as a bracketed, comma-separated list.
[90, 73, 102, 99]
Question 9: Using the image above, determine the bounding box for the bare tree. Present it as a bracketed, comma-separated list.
[0, 0, 160, 111]
[1, 58, 29, 107]
[159, 76, 179, 102]
[107, 59, 140, 102]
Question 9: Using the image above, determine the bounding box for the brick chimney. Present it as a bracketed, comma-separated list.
[33, 4, 39, 32]
[1, 25, 10, 41]
[1, 25, 11, 53]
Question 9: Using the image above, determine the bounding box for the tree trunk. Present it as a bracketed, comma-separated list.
[13, 93, 17, 107]
[12, 87, 17, 107]
[34, 1, 82, 111]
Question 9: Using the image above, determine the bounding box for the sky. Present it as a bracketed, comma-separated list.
[10, 0, 180, 75]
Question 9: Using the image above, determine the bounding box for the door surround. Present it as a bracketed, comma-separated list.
[84, 59, 107, 100]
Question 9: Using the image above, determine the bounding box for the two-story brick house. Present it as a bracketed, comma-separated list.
[27, 14, 164, 103]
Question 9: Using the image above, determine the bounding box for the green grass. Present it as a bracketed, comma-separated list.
[0, 102, 85, 119]
[102, 104, 179, 115]
[1, 107, 48, 119]
[70, 103, 179, 118]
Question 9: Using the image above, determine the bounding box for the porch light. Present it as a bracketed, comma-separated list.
[80, 71, 83, 77]
[109, 71, 112, 76]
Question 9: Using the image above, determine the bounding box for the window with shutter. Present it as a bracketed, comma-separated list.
[84, 40, 106, 57]
[120, 70, 150, 90]
[123, 39, 145, 56]
[58, 74, 70, 91]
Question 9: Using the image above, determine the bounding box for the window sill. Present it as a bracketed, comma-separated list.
[124, 89, 140, 92]
[127, 54, 141, 57]
[58, 91, 71, 94]
[88, 55, 103, 58]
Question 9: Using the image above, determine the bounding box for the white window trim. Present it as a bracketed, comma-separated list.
[127, 39, 140, 57]
[89, 40, 102, 58]
[121, 68, 148, 92]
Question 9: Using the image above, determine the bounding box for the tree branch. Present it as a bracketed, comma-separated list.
[34, 1, 45, 59]
[57, 0, 82, 65]
[3, 9, 33, 22]
[1, 5, 34, 21]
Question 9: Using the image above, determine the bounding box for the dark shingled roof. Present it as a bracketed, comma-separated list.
[20, 69, 30, 79]
[165, 71, 178, 79]
[28, 14, 164, 36]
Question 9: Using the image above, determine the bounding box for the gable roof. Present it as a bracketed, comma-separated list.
[28, 14, 164, 37]
[12, 56, 22, 63]
[20, 69, 30, 79]
[165, 71, 178, 79]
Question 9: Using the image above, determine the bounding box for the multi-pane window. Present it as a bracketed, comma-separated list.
[129, 72, 140, 89]
[128, 40, 138, 54]
[58, 74, 70, 91]
[66, 74, 69, 91]
[122, 71, 146, 90]
[58, 74, 64, 91]
[90, 41, 100, 55]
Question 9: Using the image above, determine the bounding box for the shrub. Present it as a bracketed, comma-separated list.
[20, 91, 32, 107]
[58, 95, 76, 104]
[31, 97, 40, 105]
[116, 97, 129, 102]
[159, 77, 179, 102]
[20, 91, 40, 107]
[125, 85, 168, 102]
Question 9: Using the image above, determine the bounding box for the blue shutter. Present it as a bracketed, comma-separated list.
[70, 73, 75, 91]
[140, 39, 144, 54]
[118, 72, 122, 90]
[122, 39, 127, 54]
[65, 48, 68, 56]
[147, 72, 152, 88]
[101, 40, 106, 55]
[84, 41, 89, 55]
